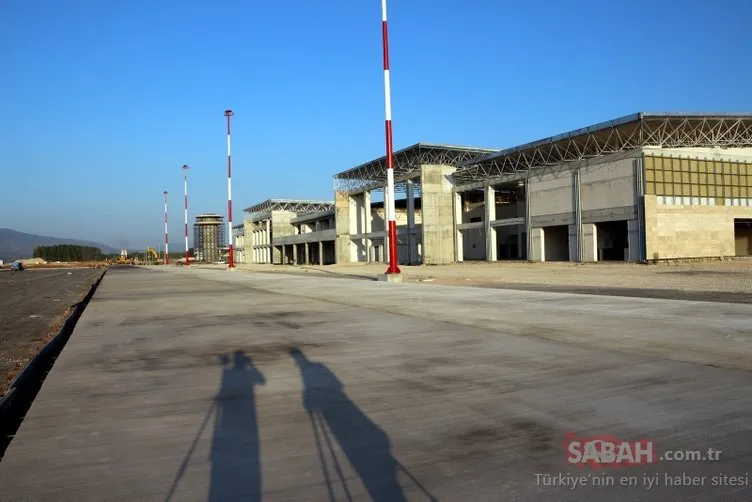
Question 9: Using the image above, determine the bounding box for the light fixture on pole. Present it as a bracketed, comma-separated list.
[224, 109, 235, 270]
[381, 0, 400, 275]
[183, 164, 190, 265]
[163, 190, 169, 265]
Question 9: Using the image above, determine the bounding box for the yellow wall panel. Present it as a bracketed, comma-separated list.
[643, 156, 752, 198]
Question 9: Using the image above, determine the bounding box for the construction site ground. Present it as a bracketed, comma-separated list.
[234, 260, 752, 303]
[0, 268, 103, 397]
[1, 266, 751, 500]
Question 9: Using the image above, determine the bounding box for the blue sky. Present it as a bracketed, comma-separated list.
[1, 0, 750, 249]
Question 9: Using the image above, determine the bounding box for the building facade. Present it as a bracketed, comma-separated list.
[232, 224, 245, 264]
[237, 114, 752, 267]
[243, 199, 334, 265]
[332, 144, 496, 265]
[455, 113, 752, 262]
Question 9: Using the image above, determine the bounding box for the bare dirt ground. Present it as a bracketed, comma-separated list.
[0, 261, 108, 270]
[231, 259, 752, 301]
[0, 268, 103, 397]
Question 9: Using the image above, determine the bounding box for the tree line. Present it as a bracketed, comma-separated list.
[33, 244, 107, 262]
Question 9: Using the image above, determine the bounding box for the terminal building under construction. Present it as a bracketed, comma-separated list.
[193, 213, 225, 263]
[232, 113, 752, 266]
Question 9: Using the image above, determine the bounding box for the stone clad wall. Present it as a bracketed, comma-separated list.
[644, 195, 752, 260]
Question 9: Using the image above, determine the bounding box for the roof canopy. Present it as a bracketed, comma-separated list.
[333, 143, 496, 194]
[243, 199, 334, 222]
[454, 113, 752, 190]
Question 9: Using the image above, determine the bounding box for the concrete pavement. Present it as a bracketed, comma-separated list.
[0, 266, 750, 500]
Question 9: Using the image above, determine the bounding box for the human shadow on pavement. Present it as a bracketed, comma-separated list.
[164, 351, 266, 502]
[290, 348, 436, 502]
[208, 351, 266, 502]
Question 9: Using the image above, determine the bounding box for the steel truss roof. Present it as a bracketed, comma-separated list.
[333, 143, 496, 194]
[243, 199, 334, 222]
[454, 113, 752, 190]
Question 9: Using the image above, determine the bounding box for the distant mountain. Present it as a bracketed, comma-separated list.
[0, 228, 118, 261]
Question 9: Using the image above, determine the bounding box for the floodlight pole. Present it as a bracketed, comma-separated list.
[183, 164, 190, 265]
[225, 109, 235, 269]
[381, 0, 400, 274]
[163, 190, 169, 265]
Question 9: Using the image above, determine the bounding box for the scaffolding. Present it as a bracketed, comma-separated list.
[193, 213, 225, 263]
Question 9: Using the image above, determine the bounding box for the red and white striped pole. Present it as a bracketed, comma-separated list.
[224, 109, 235, 269]
[163, 190, 169, 265]
[183, 164, 190, 266]
[382, 0, 400, 275]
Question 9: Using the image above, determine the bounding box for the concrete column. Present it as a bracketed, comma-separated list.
[454, 190, 464, 262]
[292, 244, 298, 265]
[627, 219, 641, 262]
[364, 190, 372, 262]
[406, 179, 416, 264]
[304, 242, 310, 265]
[420, 165, 456, 264]
[573, 169, 582, 262]
[319, 241, 324, 265]
[517, 225, 525, 259]
[484, 186, 497, 262]
[525, 176, 532, 261]
[259, 231, 263, 263]
[382, 184, 389, 264]
[531, 227, 545, 262]
[568, 225, 578, 262]
[335, 191, 356, 264]
[251, 230, 255, 264]
[582, 223, 598, 262]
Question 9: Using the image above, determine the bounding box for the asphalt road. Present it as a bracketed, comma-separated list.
[0, 266, 750, 500]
